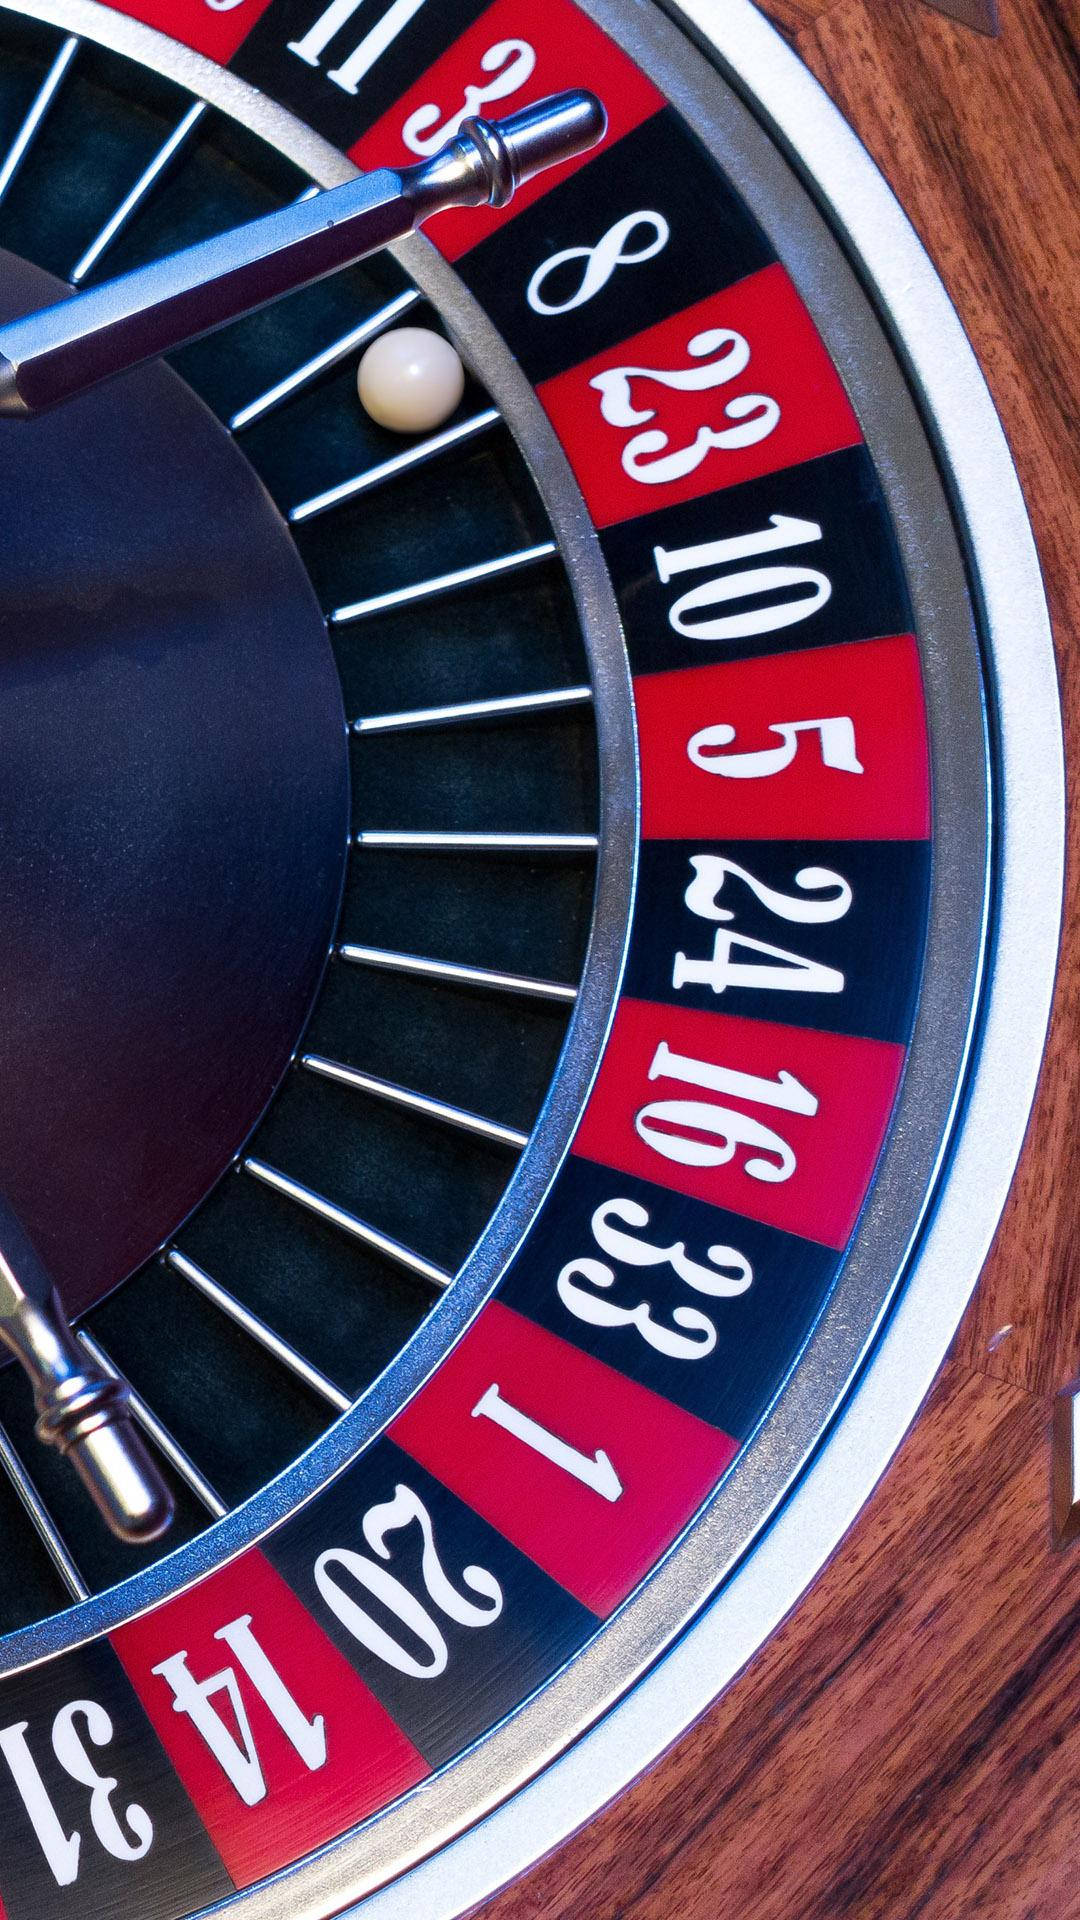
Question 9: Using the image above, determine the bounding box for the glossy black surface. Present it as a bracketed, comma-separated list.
[0, 249, 349, 1318]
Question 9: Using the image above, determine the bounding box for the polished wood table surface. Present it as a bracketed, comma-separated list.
[477, 0, 1080, 1911]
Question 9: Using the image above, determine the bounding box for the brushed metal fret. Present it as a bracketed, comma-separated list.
[353, 830, 598, 851]
[290, 407, 499, 522]
[229, 290, 421, 430]
[0, 1420, 87, 1598]
[0, 34, 78, 209]
[354, 684, 592, 735]
[78, 1332, 226, 1520]
[70, 99, 208, 284]
[243, 1159, 452, 1288]
[331, 542, 557, 624]
[301, 1053, 529, 1150]
[167, 1249, 351, 1415]
[337, 942, 577, 1003]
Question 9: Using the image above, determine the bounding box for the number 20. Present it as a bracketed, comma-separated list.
[314, 1484, 502, 1680]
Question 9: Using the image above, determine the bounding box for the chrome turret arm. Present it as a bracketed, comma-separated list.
[0, 90, 605, 417]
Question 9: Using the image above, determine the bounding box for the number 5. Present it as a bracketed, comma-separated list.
[686, 715, 863, 780]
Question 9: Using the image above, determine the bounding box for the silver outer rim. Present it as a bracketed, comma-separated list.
[0, 0, 1061, 1910]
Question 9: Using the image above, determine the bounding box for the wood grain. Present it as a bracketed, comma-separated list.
[476, 0, 1080, 1912]
[749, 0, 841, 39]
[479, 1361, 1074, 1919]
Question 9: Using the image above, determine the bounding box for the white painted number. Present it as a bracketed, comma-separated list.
[558, 1196, 753, 1362]
[472, 1385, 622, 1501]
[314, 1484, 502, 1680]
[527, 211, 669, 316]
[654, 511, 831, 642]
[289, 0, 428, 95]
[636, 1042, 817, 1184]
[402, 39, 536, 154]
[591, 327, 779, 484]
[684, 853, 851, 925]
[152, 1615, 326, 1808]
[687, 714, 863, 780]
[0, 1705, 153, 1888]
[673, 853, 849, 999]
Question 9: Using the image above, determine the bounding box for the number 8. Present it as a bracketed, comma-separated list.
[527, 211, 670, 316]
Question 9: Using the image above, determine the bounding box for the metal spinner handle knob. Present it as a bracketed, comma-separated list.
[0, 1201, 173, 1544]
[463, 90, 608, 207]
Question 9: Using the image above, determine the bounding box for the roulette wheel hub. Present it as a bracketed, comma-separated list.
[0, 243, 348, 1319]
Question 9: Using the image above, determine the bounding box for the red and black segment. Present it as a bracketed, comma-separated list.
[495, 1155, 839, 1440]
[263, 1440, 597, 1765]
[573, 999, 907, 1250]
[537, 267, 861, 526]
[350, 0, 665, 260]
[112, 1551, 427, 1887]
[602, 447, 915, 674]
[390, 1301, 737, 1614]
[232, 0, 498, 154]
[454, 109, 774, 381]
[0, 1637, 231, 1919]
[228, 0, 665, 196]
[625, 838, 932, 1043]
[633, 636, 931, 843]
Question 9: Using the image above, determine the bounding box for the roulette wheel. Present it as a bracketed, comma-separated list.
[0, 0, 1070, 1911]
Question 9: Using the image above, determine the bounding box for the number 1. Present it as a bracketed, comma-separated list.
[472, 1385, 623, 1502]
